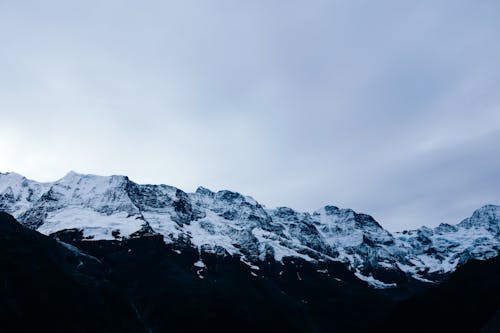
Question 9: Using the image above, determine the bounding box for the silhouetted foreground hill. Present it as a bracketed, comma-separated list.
[381, 256, 500, 333]
[0, 212, 144, 332]
[50, 225, 408, 333]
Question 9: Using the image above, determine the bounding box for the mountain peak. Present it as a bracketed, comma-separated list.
[0, 172, 29, 193]
[57, 171, 129, 186]
[64, 170, 81, 178]
[0, 172, 26, 182]
[195, 186, 214, 196]
[57, 170, 89, 183]
[476, 204, 500, 213]
[458, 204, 500, 236]
[0, 171, 25, 177]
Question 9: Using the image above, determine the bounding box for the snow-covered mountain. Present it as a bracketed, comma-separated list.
[0, 171, 498, 287]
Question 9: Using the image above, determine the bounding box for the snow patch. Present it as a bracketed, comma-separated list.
[354, 271, 396, 289]
[193, 259, 205, 268]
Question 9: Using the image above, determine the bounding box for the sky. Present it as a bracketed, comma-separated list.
[0, 0, 499, 231]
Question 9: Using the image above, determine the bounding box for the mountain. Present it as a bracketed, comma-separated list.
[0, 171, 499, 332]
[0, 171, 499, 287]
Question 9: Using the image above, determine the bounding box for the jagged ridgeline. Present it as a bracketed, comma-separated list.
[0, 171, 499, 287]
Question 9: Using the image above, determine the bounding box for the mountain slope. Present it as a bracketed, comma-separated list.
[0, 171, 498, 285]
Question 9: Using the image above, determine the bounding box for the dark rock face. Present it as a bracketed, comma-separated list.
[0, 188, 15, 208]
[125, 182, 173, 210]
[50, 228, 85, 242]
[215, 190, 245, 202]
[17, 206, 48, 229]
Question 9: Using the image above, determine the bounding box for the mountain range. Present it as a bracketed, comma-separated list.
[0, 171, 499, 332]
[1, 171, 498, 287]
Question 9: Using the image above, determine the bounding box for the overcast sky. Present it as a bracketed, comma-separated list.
[1, 0, 499, 230]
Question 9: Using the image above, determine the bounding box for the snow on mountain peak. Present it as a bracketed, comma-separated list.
[0, 172, 27, 192]
[0, 171, 498, 287]
[458, 205, 500, 235]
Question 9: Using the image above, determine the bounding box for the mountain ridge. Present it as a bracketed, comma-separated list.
[0, 171, 498, 287]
